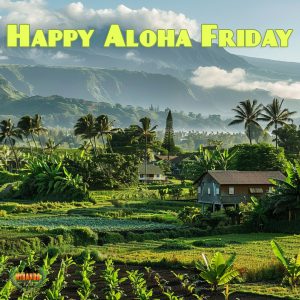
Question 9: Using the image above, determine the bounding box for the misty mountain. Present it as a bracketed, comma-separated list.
[0, 64, 299, 118]
[1, 29, 250, 77]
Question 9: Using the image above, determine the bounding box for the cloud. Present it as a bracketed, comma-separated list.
[51, 51, 71, 60]
[64, 3, 199, 38]
[125, 51, 143, 63]
[190, 66, 300, 99]
[0, 1, 199, 39]
[0, 0, 67, 29]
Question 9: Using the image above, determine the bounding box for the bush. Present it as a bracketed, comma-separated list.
[0, 170, 20, 185]
[20, 156, 90, 201]
[193, 239, 225, 248]
[100, 232, 125, 244]
[70, 227, 98, 246]
[45, 246, 60, 258]
[157, 241, 192, 251]
[0, 210, 7, 217]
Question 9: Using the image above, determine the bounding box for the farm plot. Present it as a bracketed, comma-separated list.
[0, 216, 176, 232]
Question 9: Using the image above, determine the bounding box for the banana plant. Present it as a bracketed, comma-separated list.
[271, 240, 300, 289]
[195, 252, 240, 292]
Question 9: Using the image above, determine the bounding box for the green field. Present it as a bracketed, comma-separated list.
[1, 190, 300, 299]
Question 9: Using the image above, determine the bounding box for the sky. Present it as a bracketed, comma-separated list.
[0, 0, 300, 62]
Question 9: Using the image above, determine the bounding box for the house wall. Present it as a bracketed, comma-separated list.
[197, 174, 221, 205]
[197, 174, 272, 205]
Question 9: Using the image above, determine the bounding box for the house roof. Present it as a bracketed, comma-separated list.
[138, 163, 164, 175]
[195, 170, 285, 185]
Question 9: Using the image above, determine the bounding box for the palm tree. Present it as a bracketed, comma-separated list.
[17, 115, 35, 152]
[95, 115, 121, 153]
[74, 114, 97, 153]
[0, 119, 23, 170]
[32, 114, 48, 151]
[135, 117, 157, 183]
[259, 99, 296, 149]
[45, 138, 60, 154]
[229, 99, 263, 145]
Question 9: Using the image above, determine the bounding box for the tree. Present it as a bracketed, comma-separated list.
[135, 117, 157, 183]
[260, 99, 296, 149]
[45, 138, 60, 154]
[32, 114, 48, 151]
[230, 143, 287, 172]
[0, 119, 22, 170]
[162, 110, 175, 160]
[17, 115, 35, 153]
[74, 114, 97, 154]
[274, 124, 300, 155]
[229, 99, 263, 144]
[95, 115, 121, 153]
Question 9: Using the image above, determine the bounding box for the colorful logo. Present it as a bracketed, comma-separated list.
[10, 268, 47, 291]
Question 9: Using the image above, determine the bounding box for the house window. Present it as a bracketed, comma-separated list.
[229, 187, 235, 195]
[207, 187, 211, 195]
[249, 187, 264, 194]
[156, 174, 160, 178]
[216, 187, 220, 195]
[140, 174, 144, 178]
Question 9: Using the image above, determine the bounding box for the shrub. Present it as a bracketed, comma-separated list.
[0, 170, 20, 185]
[20, 156, 90, 201]
[100, 232, 125, 244]
[157, 241, 192, 251]
[70, 227, 98, 246]
[0, 210, 7, 217]
[192, 239, 225, 248]
[45, 246, 60, 258]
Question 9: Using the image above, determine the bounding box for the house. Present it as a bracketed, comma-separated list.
[138, 163, 166, 182]
[194, 170, 285, 211]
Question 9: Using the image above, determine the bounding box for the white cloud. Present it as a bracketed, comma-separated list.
[125, 51, 143, 63]
[190, 66, 300, 99]
[0, 0, 67, 30]
[0, 1, 199, 39]
[51, 51, 71, 60]
[64, 3, 199, 38]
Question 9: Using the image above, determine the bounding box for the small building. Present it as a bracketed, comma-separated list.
[194, 170, 285, 211]
[138, 163, 166, 182]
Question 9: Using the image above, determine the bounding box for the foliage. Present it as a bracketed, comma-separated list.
[228, 99, 263, 144]
[230, 143, 287, 171]
[74, 252, 96, 300]
[162, 110, 176, 156]
[196, 252, 240, 291]
[273, 124, 300, 155]
[259, 99, 296, 148]
[103, 259, 126, 300]
[20, 156, 89, 201]
[127, 270, 153, 300]
[46, 257, 74, 300]
[268, 160, 300, 221]
[64, 152, 140, 189]
[271, 240, 300, 289]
